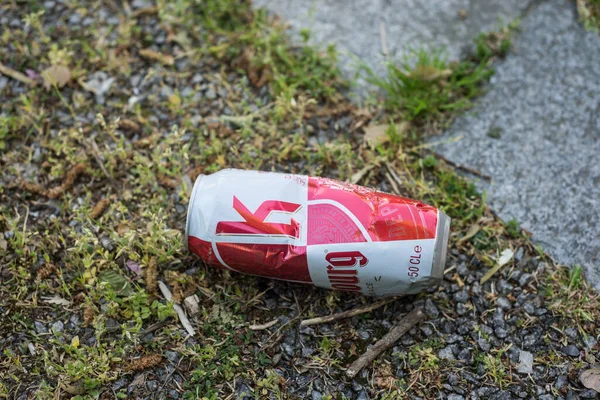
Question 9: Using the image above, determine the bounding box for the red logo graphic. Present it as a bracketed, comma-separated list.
[326, 250, 369, 292]
[216, 196, 301, 238]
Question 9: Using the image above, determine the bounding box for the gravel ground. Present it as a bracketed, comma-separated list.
[0, 1, 599, 399]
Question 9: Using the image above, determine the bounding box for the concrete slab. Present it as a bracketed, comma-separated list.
[253, 0, 535, 93]
[433, 0, 600, 288]
[253, 0, 600, 289]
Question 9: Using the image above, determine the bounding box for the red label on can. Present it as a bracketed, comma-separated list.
[187, 169, 445, 296]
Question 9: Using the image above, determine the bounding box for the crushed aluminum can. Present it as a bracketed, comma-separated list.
[186, 169, 450, 296]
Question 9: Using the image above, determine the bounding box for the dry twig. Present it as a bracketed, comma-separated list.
[139, 319, 172, 336]
[125, 354, 163, 372]
[0, 62, 36, 86]
[300, 297, 400, 327]
[158, 281, 195, 336]
[139, 49, 174, 66]
[249, 319, 279, 331]
[131, 6, 159, 18]
[89, 198, 110, 219]
[346, 307, 425, 378]
[21, 163, 86, 198]
[145, 257, 158, 295]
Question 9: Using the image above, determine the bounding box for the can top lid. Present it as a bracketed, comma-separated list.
[432, 210, 451, 280]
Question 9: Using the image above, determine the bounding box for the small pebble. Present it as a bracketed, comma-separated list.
[146, 380, 158, 391]
[34, 321, 48, 334]
[446, 334, 462, 344]
[68, 13, 81, 24]
[282, 343, 294, 357]
[519, 273, 532, 287]
[356, 390, 369, 400]
[51, 321, 64, 333]
[561, 345, 579, 357]
[581, 389, 599, 398]
[421, 325, 433, 337]
[555, 375, 568, 390]
[523, 334, 538, 347]
[497, 297, 511, 310]
[192, 73, 204, 83]
[165, 351, 179, 363]
[495, 327, 508, 339]
[438, 346, 456, 361]
[477, 338, 491, 352]
[100, 237, 114, 251]
[132, 0, 152, 8]
[564, 327, 578, 340]
[301, 347, 314, 358]
[112, 378, 127, 391]
[453, 290, 469, 303]
[583, 335, 597, 349]
[458, 348, 471, 362]
[424, 299, 439, 318]
[357, 330, 370, 340]
[456, 302, 468, 315]
[205, 88, 217, 99]
[106, 318, 120, 333]
[517, 350, 533, 374]
[351, 381, 363, 392]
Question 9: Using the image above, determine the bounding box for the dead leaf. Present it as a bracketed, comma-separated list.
[117, 222, 131, 236]
[118, 118, 140, 132]
[581, 368, 600, 393]
[351, 164, 376, 184]
[41, 295, 71, 307]
[0, 238, 7, 251]
[139, 48, 174, 66]
[364, 125, 389, 147]
[168, 93, 181, 107]
[131, 372, 147, 386]
[126, 260, 142, 278]
[183, 294, 201, 316]
[41, 65, 71, 89]
[457, 224, 480, 245]
[158, 173, 179, 188]
[61, 384, 85, 395]
[131, 6, 159, 18]
[409, 65, 452, 81]
[497, 249, 515, 266]
[364, 122, 408, 149]
[99, 270, 134, 296]
[480, 249, 515, 285]
[79, 71, 114, 96]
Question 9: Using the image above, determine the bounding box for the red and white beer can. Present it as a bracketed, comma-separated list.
[186, 169, 450, 296]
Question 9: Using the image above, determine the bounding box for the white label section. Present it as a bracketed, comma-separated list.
[188, 169, 309, 246]
[307, 239, 435, 297]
